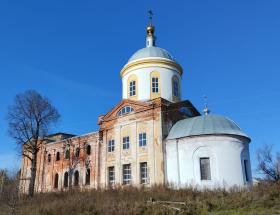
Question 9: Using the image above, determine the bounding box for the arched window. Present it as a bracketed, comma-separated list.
[86, 145, 91, 155]
[64, 172, 69, 188]
[117, 106, 134, 116]
[172, 76, 180, 98]
[54, 173, 59, 189]
[85, 169, 90, 185]
[127, 75, 138, 98]
[56, 152, 60, 161]
[74, 170, 79, 186]
[65, 149, 70, 159]
[129, 80, 136, 96]
[75, 148, 80, 158]
[150, 71, 160, 99]
[47, 154, 51, 162]
[152, 77, 159, 93]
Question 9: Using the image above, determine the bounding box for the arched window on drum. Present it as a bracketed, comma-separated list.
[172, 75, 180, 101]
[127, 75, 138, 99]
[150, 71, 160, 99]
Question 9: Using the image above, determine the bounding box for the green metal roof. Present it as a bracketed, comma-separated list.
[166, 115, 250, 141]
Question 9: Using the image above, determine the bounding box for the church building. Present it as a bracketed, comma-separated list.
[20, 17, 252, 193]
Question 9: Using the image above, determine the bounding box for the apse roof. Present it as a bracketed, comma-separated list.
[166, 115, 250, 141]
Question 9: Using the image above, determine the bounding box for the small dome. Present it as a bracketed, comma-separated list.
[128, 46, 174, 62]
[166, 115, 250, 141]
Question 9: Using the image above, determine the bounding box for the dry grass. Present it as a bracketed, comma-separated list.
[1, 182, 280, 215]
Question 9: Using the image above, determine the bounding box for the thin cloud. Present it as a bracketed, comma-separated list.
[24, 66, 119, 99]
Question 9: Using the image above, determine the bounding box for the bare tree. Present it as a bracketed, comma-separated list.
[257, 144, 280, 182]
[7, 90, 60, 197]
[0, 169, 8, 199]
[0, 169, 21, 215]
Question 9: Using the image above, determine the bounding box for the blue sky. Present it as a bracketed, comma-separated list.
[0, 0, 279, 176]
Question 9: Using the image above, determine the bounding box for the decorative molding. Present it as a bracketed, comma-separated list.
[120, 58, 183, 77]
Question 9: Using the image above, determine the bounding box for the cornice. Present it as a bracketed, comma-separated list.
[120, 58, 183, 77]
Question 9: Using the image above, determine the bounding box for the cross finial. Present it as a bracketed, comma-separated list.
[148, 10, 153, 24]
[146, 10, 156, 47]
[203, 95, 210, 115]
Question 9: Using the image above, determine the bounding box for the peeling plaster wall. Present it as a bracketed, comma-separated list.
[98, 98, 197, 188]
[20, 132, 100, 193]
[99, 106, 165, 187]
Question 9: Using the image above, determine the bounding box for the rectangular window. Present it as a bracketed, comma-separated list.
[244, 160, 249, 182]
[129, 81, 136, 96]
[173, 80, 179, 97]
[108, 140, 115, 152]
[140, 162, 148, 184]
[200, 157, 211, 180]
[108, 166, 115, 186]
[139, 133, 147, 147]
[152, 77, 159, 93]
[123, 136, 130, 150]
[123, 164, 131, 185]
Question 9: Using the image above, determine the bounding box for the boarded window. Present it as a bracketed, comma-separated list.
[123, 164, 131, 185]
[200, 158, 211, 180]
[64, 172, 68, 188]
[74, 170, 79, 186]
[54, 173, 59, 189]
[85, 169, 90, 185]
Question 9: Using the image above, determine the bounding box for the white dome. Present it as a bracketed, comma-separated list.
[128, 46, 174, 62]
[127, 23, 177, 63]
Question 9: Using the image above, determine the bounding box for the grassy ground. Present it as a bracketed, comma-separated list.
[1, 181, 280, 215]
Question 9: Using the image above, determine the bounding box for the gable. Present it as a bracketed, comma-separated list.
[98, 99, 151, 123]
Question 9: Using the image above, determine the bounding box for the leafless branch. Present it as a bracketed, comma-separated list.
[257, 144, 280, 182]
[6, 90, 60, 197]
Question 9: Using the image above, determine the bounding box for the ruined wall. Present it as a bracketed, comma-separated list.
[20, 132, 99, 193]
